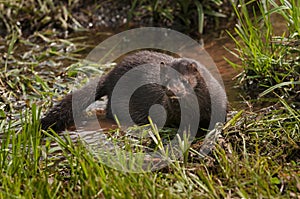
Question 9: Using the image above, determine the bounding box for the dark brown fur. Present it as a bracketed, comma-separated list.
[41, 51, 227, 136]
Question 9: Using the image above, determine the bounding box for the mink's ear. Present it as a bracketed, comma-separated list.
[188, 62, 198, 72]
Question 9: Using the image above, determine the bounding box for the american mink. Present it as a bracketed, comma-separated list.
[41, 51, 227, 137]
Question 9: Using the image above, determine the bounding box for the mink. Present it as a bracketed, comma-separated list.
[41, 51, 227, 137]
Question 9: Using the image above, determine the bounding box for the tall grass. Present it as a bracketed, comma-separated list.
[227, 0, 300, 95]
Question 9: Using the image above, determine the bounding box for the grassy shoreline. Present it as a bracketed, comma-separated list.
[0, 0, 299, 198]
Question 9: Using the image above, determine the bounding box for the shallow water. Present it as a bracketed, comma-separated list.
[203, 35, 243, 106]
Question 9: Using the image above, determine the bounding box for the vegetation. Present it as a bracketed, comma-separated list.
[227, 0, 300, 97]
[0, 0, 299, 198]
[0, 0, 86, 37]
[127, 0, 228, 34]
[0, 0, 230, 37]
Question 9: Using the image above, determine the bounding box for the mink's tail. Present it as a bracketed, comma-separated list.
[40, 94, 74, 132]
[40, 78, 105, 132]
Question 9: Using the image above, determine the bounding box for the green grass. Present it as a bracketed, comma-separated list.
[226, 0, 300, 96]
[0, 100, 299, 198]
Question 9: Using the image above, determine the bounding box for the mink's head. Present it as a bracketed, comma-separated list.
[159, 58, 204, 99]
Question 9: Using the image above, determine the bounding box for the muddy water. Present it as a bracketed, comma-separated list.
[203, 35, 242, 106]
